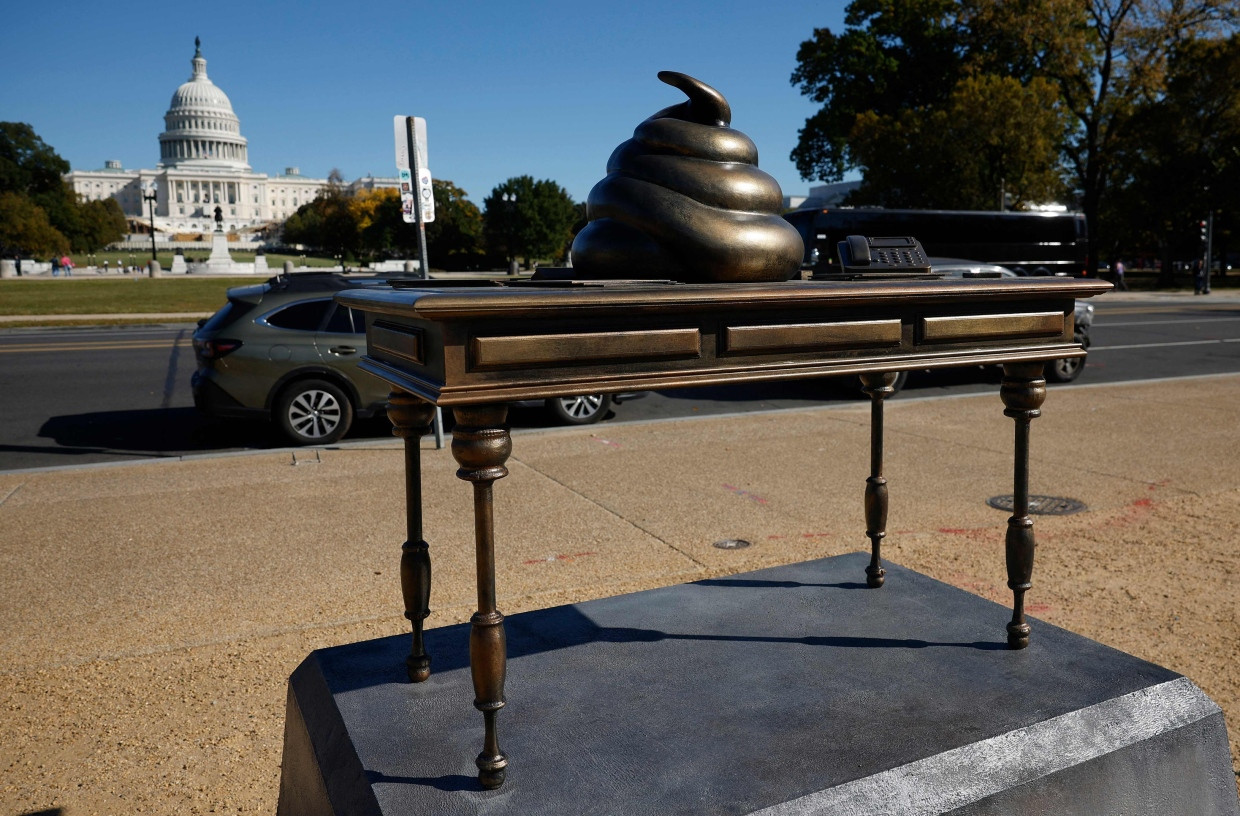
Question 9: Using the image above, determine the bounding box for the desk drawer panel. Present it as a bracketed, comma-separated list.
[370, 322, 424, 365]
[471, 328, 701, 370]
[920, 312, 1064, 343]
[724, 320, 902, 354]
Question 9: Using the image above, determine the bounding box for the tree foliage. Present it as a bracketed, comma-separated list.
[0, 122, 127, 256]
[850, 75, 1070, 208]
[1107, 33, 1240, 274]
[482, 176, 578, 266]
[790, 0, 1239, 273]
[0, 191, 68, 256]
[790, 0, 967, 183]
[283, 179, 485, 269]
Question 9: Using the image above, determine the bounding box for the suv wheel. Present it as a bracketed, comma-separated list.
[1045, 333, 1088, 383]
[277, 379, 354, 445]
[546, 394, 608, 425]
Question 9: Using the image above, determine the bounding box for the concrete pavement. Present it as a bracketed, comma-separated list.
[1, 333, 1238, 811]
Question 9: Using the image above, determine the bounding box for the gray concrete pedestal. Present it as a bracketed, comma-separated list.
[277, 553, 1239, 815]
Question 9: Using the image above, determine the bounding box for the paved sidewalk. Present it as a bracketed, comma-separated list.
[1, 373, 1238, 813]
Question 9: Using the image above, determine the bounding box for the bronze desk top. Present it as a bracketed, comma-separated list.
[337, 277, 1111, 406]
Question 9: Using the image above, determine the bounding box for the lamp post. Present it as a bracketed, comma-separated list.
[502, 192, 518, 275]
[143, 184, 158, 262]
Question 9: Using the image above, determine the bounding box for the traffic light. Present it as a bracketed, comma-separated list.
[1200, 220, 1208, 243]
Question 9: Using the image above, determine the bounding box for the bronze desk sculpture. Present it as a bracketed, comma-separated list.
[337, 275, 1110, 789]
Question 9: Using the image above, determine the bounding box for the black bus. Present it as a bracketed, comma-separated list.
[782, 208, 1090, 277]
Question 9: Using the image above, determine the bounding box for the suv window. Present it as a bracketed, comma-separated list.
[265, 299, 331, 331]
[322, 304, 363, 334]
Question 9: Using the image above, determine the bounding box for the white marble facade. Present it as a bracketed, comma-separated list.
[66, 39, 393, 238]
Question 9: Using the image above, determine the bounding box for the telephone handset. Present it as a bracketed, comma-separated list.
[835, 235, 933, 277]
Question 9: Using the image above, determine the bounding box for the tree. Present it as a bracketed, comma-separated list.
[965, 0, 1238, 272]
[0, 191, 68, 256]
[0, 122, 69, 199]
[848, 75, 1070, 208]
[0, 122, 128, 254]
[425, 179, 483, 263]
[1108, 33, 1240, 278]
[282, 173, 359, 261]
[483, 176, 578, 267]
[75, 198, 127, 252]
[789, 0, 968, 183]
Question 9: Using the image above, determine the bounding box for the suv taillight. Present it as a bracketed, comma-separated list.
[198, 338, 243, 359]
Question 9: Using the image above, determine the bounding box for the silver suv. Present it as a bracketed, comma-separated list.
[192, 273, 639, 445]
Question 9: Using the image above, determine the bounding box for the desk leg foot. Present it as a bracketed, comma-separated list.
[860, 373, 898, 589]
[389, 392, 437, 682]
[473, 612, 508, 789]
[1000, 363, 1045, 650]
[453, 405, 512, 788]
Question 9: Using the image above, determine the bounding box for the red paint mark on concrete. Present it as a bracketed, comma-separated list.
[723, 484, 768, 505]
[524, 551, 597, 565]
[592, 437, 622, 449]
[1104, 495, 1159, 529]
[1026, 602, 1052, 615]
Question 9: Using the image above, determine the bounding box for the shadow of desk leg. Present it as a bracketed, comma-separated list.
[389, 391, 437, 683]
[1000, 363, 1047, 650]
[451, 404, 512, 790]
[860, 372, 900, 589]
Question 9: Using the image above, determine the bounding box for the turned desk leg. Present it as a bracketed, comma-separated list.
[860, 372, 898, 588]
[388, 391, 436, 683]
[1000, 363, 1047, 650]
[451, 405, 512, 790]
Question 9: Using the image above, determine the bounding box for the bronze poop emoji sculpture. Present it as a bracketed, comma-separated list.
[570, 71, 803, 283]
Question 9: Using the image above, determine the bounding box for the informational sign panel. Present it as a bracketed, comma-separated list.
[393, 116, 428, 171]
[395, 116, 434, 224]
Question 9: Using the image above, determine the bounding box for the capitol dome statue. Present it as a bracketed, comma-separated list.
[158, 37, 250, 170]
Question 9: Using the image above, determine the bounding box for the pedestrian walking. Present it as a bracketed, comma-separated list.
[13, 254, 21, 277]
[1113, 258, 1128, 291]
[51, 256, 60, 277]
[1193, 259, 1205, 295]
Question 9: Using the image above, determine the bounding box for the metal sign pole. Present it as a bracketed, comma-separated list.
[405, 117, 431, 280]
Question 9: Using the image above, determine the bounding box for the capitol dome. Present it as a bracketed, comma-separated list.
[157, 39, 250, 171]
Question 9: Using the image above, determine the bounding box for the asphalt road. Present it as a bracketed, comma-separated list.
[1, 298, 1237, 472]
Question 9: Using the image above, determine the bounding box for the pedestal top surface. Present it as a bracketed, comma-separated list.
[300, 554, 1211, 815]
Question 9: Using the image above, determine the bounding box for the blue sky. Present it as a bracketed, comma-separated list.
[2, 0, 849, 204]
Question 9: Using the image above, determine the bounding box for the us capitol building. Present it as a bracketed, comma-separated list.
[65, 39, 392, 241]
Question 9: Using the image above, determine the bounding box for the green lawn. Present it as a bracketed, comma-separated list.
[0, 278, 245, 316]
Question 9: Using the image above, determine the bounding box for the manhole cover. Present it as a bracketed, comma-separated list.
[713, 539, 752, 550]
[986, 495, 1087, 516]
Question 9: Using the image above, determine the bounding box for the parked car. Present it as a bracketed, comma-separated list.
[192, 272, 642, 445]
[859, 261, 1092, 393]
[929, 257, 1021, 279]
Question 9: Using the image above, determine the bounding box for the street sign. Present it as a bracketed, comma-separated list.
[394, 116, 428, 171]
[395, 117, 434, 224]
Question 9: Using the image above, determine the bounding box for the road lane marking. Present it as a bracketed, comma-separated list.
[1097, 316, 1240, 327]
[0, 340, 192, 353]
[1090, 338, 1240, 351]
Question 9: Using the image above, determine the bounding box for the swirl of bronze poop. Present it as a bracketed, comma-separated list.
[570, 71, 803, 283]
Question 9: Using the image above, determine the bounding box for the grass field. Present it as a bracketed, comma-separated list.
[0, 278, 245, 316]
